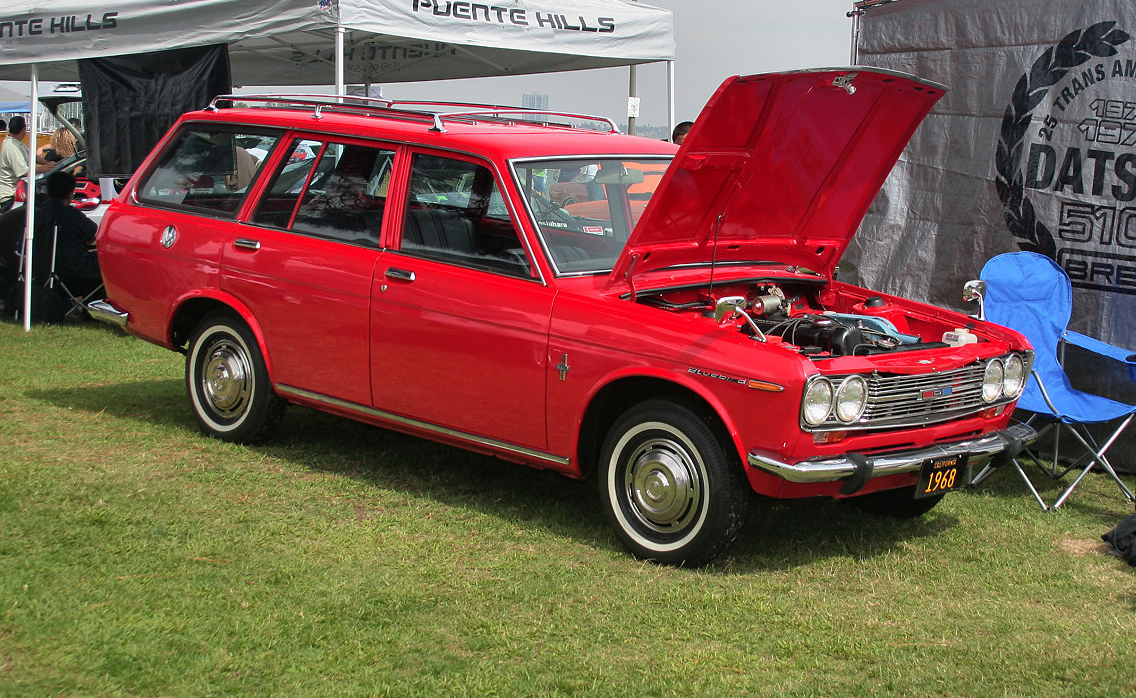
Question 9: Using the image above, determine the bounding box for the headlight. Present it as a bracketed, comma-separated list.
[802, 379, 834, 426]
[834, 376, 868, 423]
[982, 359, 1005, 403]
[1002, 354, 1026, 398]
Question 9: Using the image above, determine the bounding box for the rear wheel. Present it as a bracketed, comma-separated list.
[186, 311, 285, 444]
[848, 486, 944, 518]
[598, 399, 747, 567]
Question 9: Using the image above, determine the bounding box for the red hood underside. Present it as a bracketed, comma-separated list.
[609, 68, 945, 285]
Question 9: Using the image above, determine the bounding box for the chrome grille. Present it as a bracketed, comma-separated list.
[861, 365, 987, 426]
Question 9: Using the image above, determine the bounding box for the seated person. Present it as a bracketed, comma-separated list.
[36, 170, 101, 298]
[224, 145, 259, 191]
[37, 128, 80, 174]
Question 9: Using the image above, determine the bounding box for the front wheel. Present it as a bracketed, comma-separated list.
[186, 311, 285, 444]
[598, 400, 747, 567]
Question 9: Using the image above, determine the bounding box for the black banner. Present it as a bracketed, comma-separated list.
[79, 43, 231, 178]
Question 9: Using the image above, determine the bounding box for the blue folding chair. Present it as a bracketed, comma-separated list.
[968, 252, 1136, 510]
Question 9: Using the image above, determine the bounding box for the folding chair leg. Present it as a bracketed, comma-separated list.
[1018, 419, 1069, 478]
[54, 279, 104, 319]
[1050, 416, 1136, 510]
[1012, 459, 1050, 510]
[1050, 458, 1135, 509]
[969, 457, 1049, 511]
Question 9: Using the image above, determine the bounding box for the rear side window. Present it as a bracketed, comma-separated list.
[251, 138, 395, 247]
[136, 128, 279, 215]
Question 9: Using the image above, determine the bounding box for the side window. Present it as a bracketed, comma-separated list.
[137, 128, 278, 215]
[400, 153, 531, 277]
[251, 138, 393, 247]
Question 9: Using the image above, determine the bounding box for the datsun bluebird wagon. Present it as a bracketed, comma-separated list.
[90, 68, 1036, 565]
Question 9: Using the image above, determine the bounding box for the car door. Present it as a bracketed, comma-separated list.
[222, 135, 398, 407]
[369, 150, 554, 451]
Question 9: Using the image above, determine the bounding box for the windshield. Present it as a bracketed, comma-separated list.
[513, 157, 672, 275]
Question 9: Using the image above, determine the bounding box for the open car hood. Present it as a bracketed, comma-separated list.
[609, 68, 944, 286]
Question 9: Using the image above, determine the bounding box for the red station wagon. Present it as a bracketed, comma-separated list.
[91, 68, 1037, 566]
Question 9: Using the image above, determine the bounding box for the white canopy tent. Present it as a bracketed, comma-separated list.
[0, 0, 676, 329]
[0, 0, 675, 86]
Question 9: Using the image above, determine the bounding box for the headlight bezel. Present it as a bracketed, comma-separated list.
[802, 378, 835, 426]
[1002, 353, 1026, 399]
[982, 358, 1005, 403]
[834, 375, 868, 423]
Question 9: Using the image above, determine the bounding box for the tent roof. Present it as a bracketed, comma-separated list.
[0, 0, 675, 84]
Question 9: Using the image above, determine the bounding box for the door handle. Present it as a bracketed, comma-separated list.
[234, 238, 261, 250]
[384, 267, 416, 282]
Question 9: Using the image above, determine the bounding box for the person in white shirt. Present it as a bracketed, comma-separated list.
[0, 116, 30, 212]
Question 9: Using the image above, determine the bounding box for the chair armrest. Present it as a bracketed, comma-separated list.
[1062, 330, 1136, 381]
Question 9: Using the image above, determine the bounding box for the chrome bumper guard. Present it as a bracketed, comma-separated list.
[86, 299, 129, 328]
[747, 422, 1038, 485]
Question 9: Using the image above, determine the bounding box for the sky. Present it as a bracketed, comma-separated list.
[371, 0, 857, 128]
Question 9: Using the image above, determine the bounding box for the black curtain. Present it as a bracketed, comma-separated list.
[79, 44, 232, 178]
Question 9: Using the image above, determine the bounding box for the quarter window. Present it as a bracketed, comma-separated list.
[137, 128, 278, 215]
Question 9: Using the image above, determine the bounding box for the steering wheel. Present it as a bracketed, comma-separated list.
[530, 194, 579, 224]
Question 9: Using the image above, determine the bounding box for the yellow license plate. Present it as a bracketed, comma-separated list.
[915, 454, 967, 499]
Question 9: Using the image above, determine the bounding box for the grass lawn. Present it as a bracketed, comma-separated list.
[2, 318, 1135, 697]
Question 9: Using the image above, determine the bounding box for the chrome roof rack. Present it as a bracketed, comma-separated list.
[205, 94, 621, 134]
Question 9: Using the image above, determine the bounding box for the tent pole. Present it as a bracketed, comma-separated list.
[22, 64, 40, 332]
[627, 65, 637, 136]
[335, 25, 346, 96]
[667, 60, 675, 141]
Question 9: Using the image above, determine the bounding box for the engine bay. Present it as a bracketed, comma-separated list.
[641, 280, 964, 358]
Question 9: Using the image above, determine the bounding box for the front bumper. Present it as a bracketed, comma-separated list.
[747, 422, 1037, 491]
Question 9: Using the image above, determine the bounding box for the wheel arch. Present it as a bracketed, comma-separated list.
[169, 293, 276, 380]
[576, 374, 744, 481]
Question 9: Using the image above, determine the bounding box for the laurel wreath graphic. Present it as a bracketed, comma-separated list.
[995, 21, 1131, 257]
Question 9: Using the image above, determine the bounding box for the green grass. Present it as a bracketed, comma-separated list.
[2, 318, 1136, 697]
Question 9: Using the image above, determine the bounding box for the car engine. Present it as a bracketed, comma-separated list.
[644, 281, 952, 358]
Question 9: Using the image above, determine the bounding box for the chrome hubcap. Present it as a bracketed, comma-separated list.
[201, 338, 252, 419]
[624, 437, 701, 533]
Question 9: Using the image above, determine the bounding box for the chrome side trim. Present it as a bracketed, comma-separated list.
[275, 384, 571, 468]
[747, 422, 1038, 484]
[87, 299, 129, 328]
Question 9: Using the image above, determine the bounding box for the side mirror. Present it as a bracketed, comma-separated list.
[714, 296, 748, 324]
[962, 279, 986, 320]
[714, 296, 767, 342]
